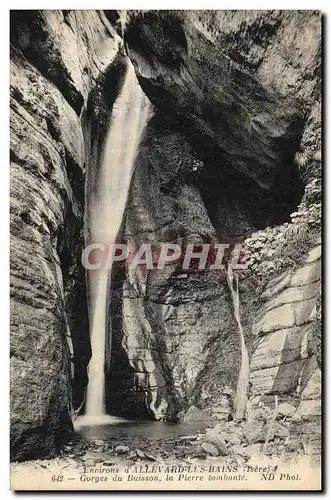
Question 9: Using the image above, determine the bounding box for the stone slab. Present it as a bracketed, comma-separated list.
[306, 245, 321, 263]
[291, 261, 321, 287]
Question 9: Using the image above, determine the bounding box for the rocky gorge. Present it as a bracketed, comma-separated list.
[10, 9, 321, 468]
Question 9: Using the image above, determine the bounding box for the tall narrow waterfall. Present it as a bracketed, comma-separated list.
[81, 62, 151, 424]
[226, 270, 250, 421]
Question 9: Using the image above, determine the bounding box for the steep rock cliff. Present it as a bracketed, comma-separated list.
[10, 10, 120, 460]
[106, 115, 256, 420]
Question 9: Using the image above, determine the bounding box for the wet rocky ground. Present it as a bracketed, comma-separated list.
[11, 401, 320, 478]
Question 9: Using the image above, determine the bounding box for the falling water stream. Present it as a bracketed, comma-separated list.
[226, 269, 250, 421]
[75, 62, 151, 429]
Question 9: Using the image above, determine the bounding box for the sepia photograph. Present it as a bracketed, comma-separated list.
[9, 8, 322, 491]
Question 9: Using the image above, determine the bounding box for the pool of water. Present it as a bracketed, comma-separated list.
[74, 415, 209, 441]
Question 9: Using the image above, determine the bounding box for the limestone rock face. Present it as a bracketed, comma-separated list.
[10, 10, 120, 114]
[123, 10, 320, 228]
[250, 246, 321, 397]
[249, 246, 321, 457]
[10, 10, 120, 460]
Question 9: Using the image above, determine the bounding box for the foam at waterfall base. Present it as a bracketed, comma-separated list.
[74, 414, 130, 431]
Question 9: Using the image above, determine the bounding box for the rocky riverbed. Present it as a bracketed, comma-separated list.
[11, 399, 320, 482]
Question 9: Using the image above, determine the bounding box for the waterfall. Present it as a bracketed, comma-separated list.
[226, 269, 250, 421]
[77, 62, 151, 426]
